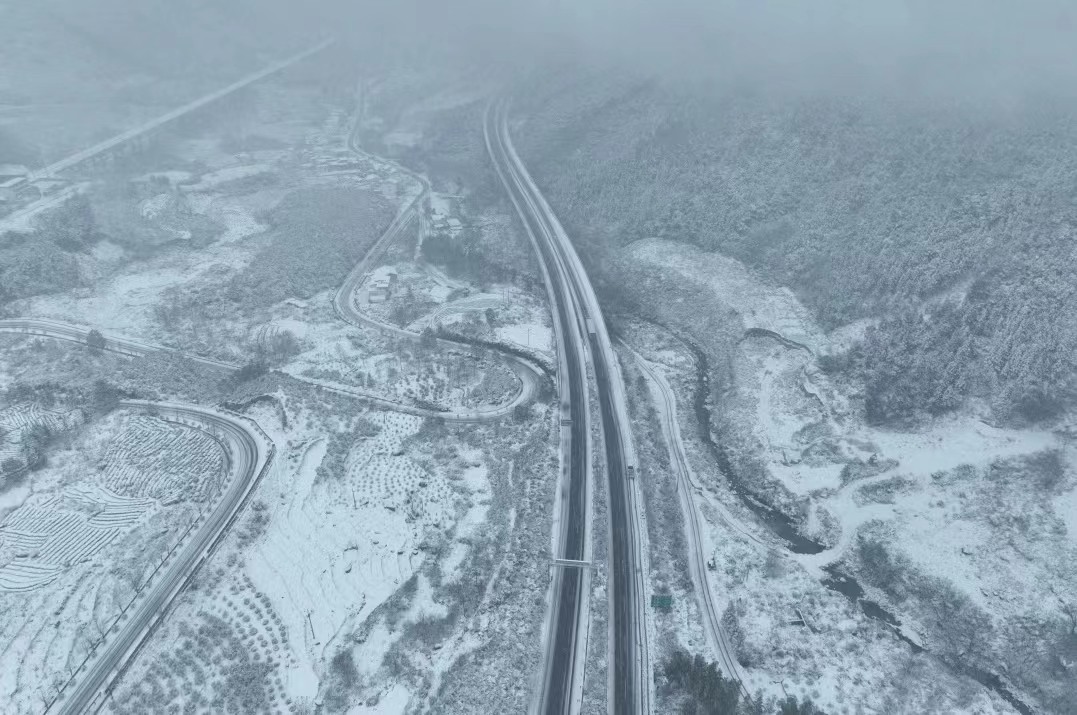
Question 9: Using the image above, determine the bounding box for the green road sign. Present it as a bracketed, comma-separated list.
[651, 594, 673, 609]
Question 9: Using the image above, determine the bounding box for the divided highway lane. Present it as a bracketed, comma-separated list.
[486, 101, 651, 714]
[485, 103, 593, 715]
[53, 400, 273, 714]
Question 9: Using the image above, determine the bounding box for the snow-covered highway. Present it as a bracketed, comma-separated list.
[486, 99, 651, 715]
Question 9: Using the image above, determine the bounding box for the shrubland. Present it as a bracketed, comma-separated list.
[0, 196, 96, 305]
[169, 185, 392, 319]
[659, 649, 827, 715]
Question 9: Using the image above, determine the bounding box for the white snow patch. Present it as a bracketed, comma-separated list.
[351, 681, 410, 714]
[866, 416, 1056, 477]
[497, 322, 552, 353]
[770, 463, 843, 493]
[181, 163, 273, 192]
[629, 238, 825, 352]
[384, 130, 421, 148]
[90, 240, 126, 264]
[1054, 485, 1077, 545]
[200, 199, 265, 244]
[0, 485, 30, 512]
[826, 317, 877, 354]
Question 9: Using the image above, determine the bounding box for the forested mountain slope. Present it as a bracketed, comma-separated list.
[515, 78, 1077, 426]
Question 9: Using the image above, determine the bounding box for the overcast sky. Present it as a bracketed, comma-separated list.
[9, 1, 1075, 109]
[340, 0, 1077, 103]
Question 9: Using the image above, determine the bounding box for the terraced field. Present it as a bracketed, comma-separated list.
[346, 413, 456, 528]
[101, 408, 460, 712]
[0, 408, 228, 714]
[100, 415, 226, 504]
[0, 403, 83, 465]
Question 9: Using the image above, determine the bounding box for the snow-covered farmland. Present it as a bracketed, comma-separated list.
[103, 367, 557, 714]
[239, 411, 461, 706]
[0, 408, 226, 714]
[0, 402, 82, 475]
[101, 393, 507, 713]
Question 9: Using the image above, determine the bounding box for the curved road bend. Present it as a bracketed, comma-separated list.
[486, 100, 650, 714]
[332, 103, 547, 421]
[53, 400, 273, 714]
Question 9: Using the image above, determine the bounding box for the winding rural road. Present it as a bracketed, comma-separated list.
[331, 96, 546, 421]
[0, 318, 235, 370]
[630, 350, 753, 700]
[0, 317, 536, 423]
[486, 100, 651, 715]
[51, 400, 274, 714]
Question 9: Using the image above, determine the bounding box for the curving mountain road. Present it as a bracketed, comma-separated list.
[0, 316, 536, 423]
[51, 400, 273, 714]
[486, 100, 651, 715]
[331, 98, 546, 422]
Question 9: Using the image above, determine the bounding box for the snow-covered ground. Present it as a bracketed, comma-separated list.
[180, 163, 274, 192]
[17, 186, 275, 340]
[625, 239, 1075, 712]
[354, 256, 553, 361]
[3, 79, 560, 714]
[281, 296, 522, 413]
[0, 407, 225, 714]
[629, 238, 824, 352]
[245, 409, 457, 705]
[102, 391, 508, 714]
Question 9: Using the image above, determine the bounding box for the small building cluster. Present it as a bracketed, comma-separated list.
[430, 215, 463, 237]
[366, 268, 398, 304]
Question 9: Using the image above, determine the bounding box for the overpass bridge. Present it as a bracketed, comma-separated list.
[28, 38, 334, 182]
[1, 38, 333, 231]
